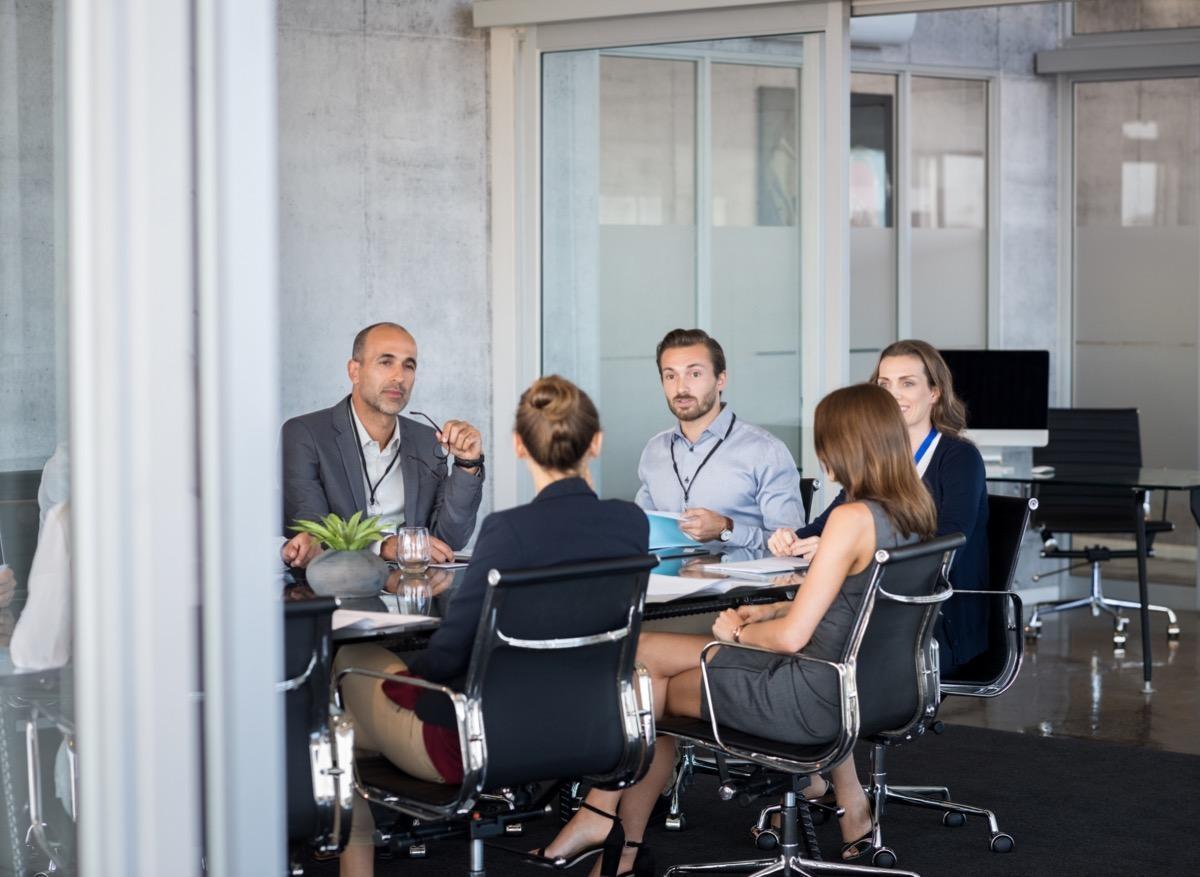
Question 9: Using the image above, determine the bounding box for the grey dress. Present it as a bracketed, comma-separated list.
[701, 500, 916, 745]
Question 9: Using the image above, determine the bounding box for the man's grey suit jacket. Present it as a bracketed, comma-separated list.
[281, 396, 484, 550]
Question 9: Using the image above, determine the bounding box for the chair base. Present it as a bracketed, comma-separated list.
[1024, 561, 1181, 649]
[665, 788, 918, 877]
[866, 744, 1014, 856]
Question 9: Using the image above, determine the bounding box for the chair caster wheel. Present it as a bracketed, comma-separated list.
[871, 847, 897, 868]
[809, 807, 831, 826]
[989, 833, 1015, 853]
[1168, 625, 1181, 640]
[753, 829, 779, 851]
[665, 813, 686, 831]
[1024, 624, 1041, 641]
[942, 812, 966, 828]
[1112, 633, 1127, 649]
[407, 844, 427, 859]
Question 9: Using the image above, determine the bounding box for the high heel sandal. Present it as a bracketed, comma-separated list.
[605, 839, 654, 877]
[523, 802, 624, 870]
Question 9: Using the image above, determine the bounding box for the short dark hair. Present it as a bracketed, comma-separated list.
[655, 328, 726, 376]
[352, 322, 410, 362]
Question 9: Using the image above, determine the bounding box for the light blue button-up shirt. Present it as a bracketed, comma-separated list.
[634, 404, 804, 551]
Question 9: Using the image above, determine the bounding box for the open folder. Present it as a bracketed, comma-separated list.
[645, 510, 701, 552]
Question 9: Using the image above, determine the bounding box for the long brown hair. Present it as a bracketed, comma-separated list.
[514, 375, 601, 473]
[869, 339, 968, 438]
[814, 384, 937, 540]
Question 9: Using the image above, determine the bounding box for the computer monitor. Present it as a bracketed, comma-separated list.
[939, 349, 1050, 448]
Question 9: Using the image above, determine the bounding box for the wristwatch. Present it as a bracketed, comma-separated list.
[719, 517, 734, 543]
[453, 454, 485, 471]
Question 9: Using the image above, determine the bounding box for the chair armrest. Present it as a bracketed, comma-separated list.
[938, 591, 1024, 699]
[694, 641, 857, 773]
[331, 667, 484, 823]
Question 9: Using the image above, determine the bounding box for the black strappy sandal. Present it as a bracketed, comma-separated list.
[840, 831, 875, 863]
[522, 802, 624, 870]
[609, 839, 654, 877]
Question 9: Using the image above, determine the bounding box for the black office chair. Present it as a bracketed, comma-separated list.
[332, 554, 658, 875]
[1025, 408, 1180, 648]
[284, 597, 355, 873]
[659, 533, 964, 876]
[800, 477, 820, 526]
[872, 495, 1034, 852]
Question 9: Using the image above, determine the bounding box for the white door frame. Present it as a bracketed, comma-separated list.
[483, 1, 851, 508]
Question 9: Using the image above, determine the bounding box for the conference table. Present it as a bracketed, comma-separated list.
[986, 464, 1200, 692]
[283, 550, 804, 648]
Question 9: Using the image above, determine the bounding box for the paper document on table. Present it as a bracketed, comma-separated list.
[429, 561, 468, 569]
[699, 557, 810, 580]
[332, 609, 437, 632]
[646, 573, 743, 603]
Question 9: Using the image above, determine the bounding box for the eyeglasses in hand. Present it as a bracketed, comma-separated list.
[410, 411, 449, 460]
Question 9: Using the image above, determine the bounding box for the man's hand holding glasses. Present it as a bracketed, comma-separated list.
[411, 411, 484, 476]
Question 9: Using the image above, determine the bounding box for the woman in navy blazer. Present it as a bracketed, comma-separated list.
[335, 376, 648, 877]
[771, 340, 989, 674]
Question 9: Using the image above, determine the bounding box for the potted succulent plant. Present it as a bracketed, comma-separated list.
[291, 511, 392, 596]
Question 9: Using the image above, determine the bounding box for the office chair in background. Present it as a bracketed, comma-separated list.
[284, 596, 355, 873]
[333, 554, 658, 876]
[659, 533, 965, 875]
[871, 494, 1034, 854]
[1025, 408, 1180, 649]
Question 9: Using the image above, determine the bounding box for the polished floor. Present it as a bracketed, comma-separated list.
[939, 606, 1200, 755]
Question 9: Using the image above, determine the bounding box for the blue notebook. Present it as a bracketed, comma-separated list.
[645, 510, 699, 552]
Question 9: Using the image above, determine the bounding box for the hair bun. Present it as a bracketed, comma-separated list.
[514, 375, 600, 472]
[527, 376, 578, 423]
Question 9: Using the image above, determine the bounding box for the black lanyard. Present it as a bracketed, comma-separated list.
[348, 399, 401, 510]
[670, 413, 737, 506]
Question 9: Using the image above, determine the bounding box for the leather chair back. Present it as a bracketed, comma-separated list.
[465, 554, 657, 790]
[284, 597, 338, 844]
[852, 534, 963, 738]
[1033, 408, 1143, 533]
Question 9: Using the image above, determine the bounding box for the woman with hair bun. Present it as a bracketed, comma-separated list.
[335, 375, 648, 877]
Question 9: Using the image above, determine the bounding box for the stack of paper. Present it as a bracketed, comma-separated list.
[332, 609, 437, 632]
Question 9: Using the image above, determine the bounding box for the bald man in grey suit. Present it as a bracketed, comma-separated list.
[281, 323, 485, 567]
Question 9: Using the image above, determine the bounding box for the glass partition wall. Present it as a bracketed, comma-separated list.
[1073, 75, 1200, 585]
[0, 1, 75, 871]
[542, 42, 803, 500]
[848, 70, 990, 383]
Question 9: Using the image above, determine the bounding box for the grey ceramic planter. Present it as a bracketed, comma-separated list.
[306, 548, 388, 597]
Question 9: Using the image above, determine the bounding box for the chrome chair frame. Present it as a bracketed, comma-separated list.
[660, 534, 964, 877]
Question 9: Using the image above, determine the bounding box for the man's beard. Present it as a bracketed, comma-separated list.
[669, 389, 717, 422]
[366, 386, 407, 416]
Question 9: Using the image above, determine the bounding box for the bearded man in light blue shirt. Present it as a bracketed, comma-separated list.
[635, 328, 805, 551]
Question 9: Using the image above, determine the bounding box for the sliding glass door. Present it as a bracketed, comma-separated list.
[542, 43, 804, 499]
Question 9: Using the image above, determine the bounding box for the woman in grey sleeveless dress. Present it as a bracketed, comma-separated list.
[542, 384, 939, 876]
[700, 500, 916, 746]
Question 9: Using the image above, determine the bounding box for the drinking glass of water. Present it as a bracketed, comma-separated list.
[397, 526, 432, 574]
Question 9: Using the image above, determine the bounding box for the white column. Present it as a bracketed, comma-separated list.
[68, 1, 202, 873]
[195, 1, 285, 874]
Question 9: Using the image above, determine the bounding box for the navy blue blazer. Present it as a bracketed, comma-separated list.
[796, 434, 989, 672]
[406, 477, 649, 726]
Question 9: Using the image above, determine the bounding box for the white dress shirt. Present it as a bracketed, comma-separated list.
[348, 404, 406, 531]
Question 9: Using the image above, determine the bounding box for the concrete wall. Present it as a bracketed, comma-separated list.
[277, 0, 493, 518]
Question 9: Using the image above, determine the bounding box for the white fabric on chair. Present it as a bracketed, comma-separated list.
[11, 501, 72, 670]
